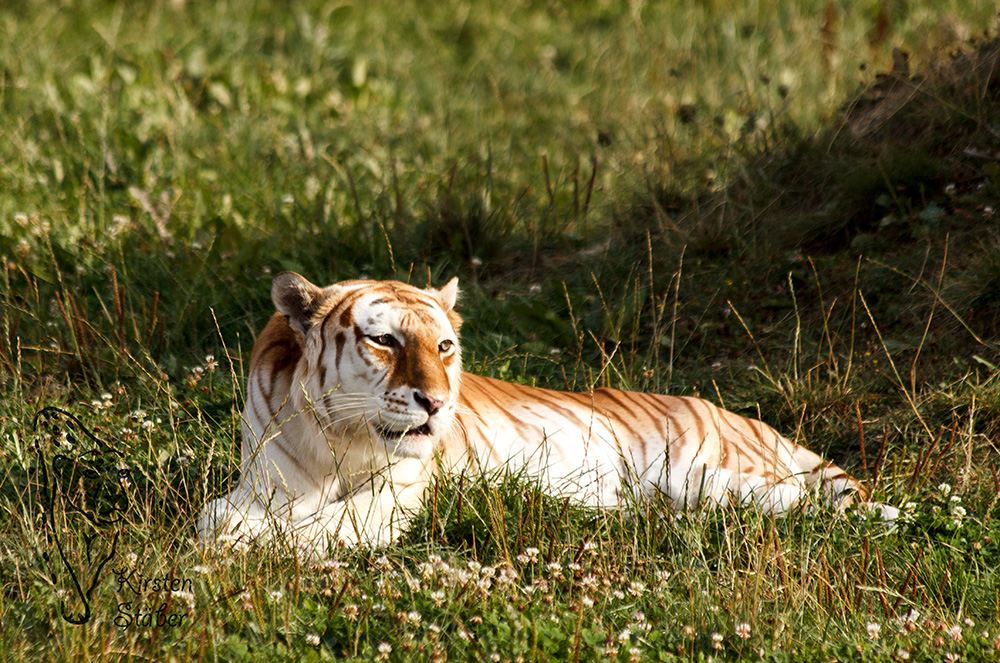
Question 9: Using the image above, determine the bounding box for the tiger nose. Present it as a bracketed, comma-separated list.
[414, 391, 447, 416]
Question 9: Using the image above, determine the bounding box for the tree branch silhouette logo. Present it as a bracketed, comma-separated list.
[33, 407, 131, 625]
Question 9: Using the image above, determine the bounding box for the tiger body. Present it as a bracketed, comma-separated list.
[199, 273, 893, 552]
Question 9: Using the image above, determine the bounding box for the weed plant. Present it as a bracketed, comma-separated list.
[2, 1, 1000, 661]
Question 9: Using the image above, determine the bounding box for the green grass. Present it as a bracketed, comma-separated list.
[3, 0, 1000, 660]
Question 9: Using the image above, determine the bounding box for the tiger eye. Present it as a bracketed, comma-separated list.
[370, 334, 396, 348]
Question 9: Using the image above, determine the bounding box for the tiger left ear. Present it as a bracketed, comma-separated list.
[272, 271, 325, 335]
[434, 277, 459, 311]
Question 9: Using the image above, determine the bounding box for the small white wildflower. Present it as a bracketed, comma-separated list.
[896, 649, 910, 660]
[612, 589, 625, 600]
[735, 622, 751, 639]
[342, 604, 359, 621]
[171, 590, 196, 611]
[938, 483, 952, 496]
[947, 624, 962, 641]
[627, 581, 645, 596]
[428, 624, 441, 634]
[711, 632, 723, 649]
[406, 610, 422, 625]
[581, 595, 594, 607]
[471, 257, 483, 267]
[141, 420, 155, 430]
[944, 653, 959, 663]
[951, 505, 966, 518]
[268, 590, 284, 602]
[963, 617, 974, 627]
[467, 560, 482, 573]
[867, 622, 881, 640]
[580, 574, 599, 592]
[524, 547, 539, 562]
[490, 654, 500, 662]
[950, 495, 962, 504]
[583, 541, 598, 553]
[985, 207, 995, 218]
[377, 642, 392, 659]
[192, 565, 210, 575]
[546, 562, 562, 573]
[306, 633, 320, 646]
[618, 628, 632, 643]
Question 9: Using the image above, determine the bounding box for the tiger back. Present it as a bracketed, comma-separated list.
[198, 272, 896, 553]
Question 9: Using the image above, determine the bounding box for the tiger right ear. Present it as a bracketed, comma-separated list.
[272, 272, 324, 335]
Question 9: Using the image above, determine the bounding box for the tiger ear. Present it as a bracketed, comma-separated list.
[433, 277, 460, 312]
[272, 272, 325, 335]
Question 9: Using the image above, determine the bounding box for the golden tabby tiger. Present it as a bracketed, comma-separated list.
[198, 273, 896, 552]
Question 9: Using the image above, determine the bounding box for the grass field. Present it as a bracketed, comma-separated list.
[3, 0, 1000, 660]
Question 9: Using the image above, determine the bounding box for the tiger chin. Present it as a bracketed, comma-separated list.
[198, 272, 898, 555]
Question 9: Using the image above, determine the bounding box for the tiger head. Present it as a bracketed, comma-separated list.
[272, 272, 462, 460]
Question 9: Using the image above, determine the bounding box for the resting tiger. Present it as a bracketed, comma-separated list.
[198, 272, 896, 552]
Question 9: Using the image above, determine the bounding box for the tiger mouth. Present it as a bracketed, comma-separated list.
[376, 423, 431, 441]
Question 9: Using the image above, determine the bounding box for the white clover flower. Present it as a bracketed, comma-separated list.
[546, 562, 563, 573]
[171, 589, 196, 611]
[306, 633, 320, 647]
[627, 581, 645, 596]
[268, 590, 284, 602]
[866, 622, 881, 640]
[735, 622, 751, 639]
[612, 589, 625, 600]
[580, 574, 599, 592]
[377, 642, 392, 659]
[938, 483, 952, 496]
[581, 596, 594, 607]
[430, 590, 445, 607]
[617, 628, 632, 643]
[711, 632, 723, 649]
[948, 624, 962, 641]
